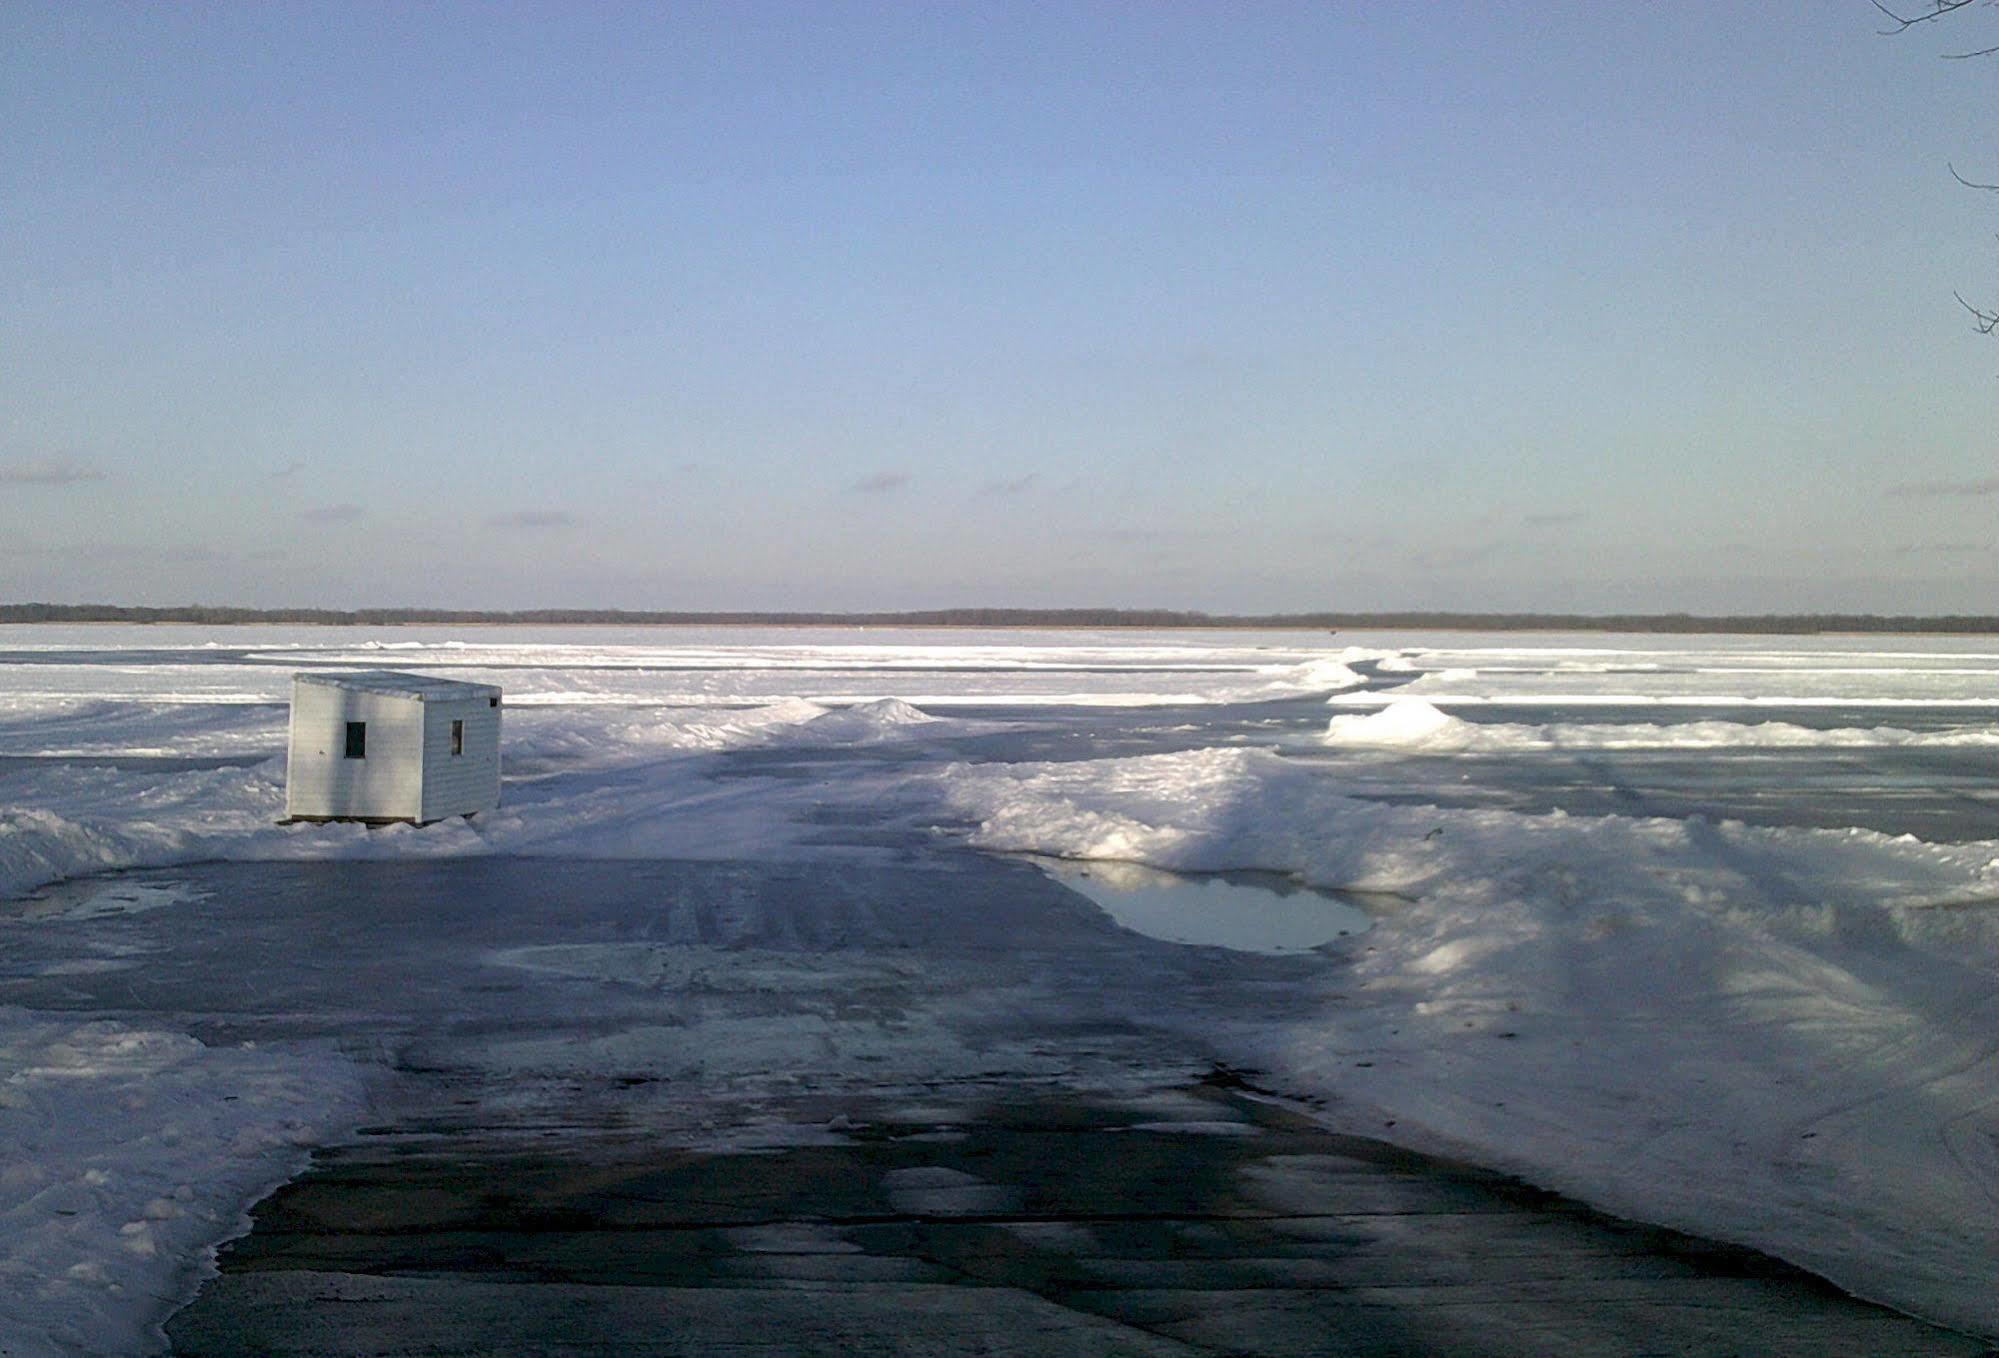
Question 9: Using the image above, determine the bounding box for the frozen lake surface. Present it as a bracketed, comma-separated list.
[1, 625, 1997, 1353]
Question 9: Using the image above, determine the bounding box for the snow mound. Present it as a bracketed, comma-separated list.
[0, 753, 838, 907]
[1261, 648, 1388, 696]
[500, 699, 833, 771]
[938, 745, 1999, 1338]
[490, 698, 960, 777]
[0, 1010, 358, 1358]
[0, 698, 961, 905]
[0, 699, 965, 904]
[0, 700, 283, 759]
[0, 765, 288, 902]
[794, 697, 940, 744]
[1323, 699, 1476, 750]
[1322, 703, 1999, 753]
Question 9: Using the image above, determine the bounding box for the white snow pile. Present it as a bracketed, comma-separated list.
[0, 699, 962, 903]
[1321, 636, 1999, 707]
[937, 745, 1999, 1339]
[497, 702, 805, 772]
[502, 698, 956, 774]
[0, 1010, 358, 1358]
[1323, 699, 1476, 750]
[784, 697, 943, 743]
[0, 763, 293, 903]
[0, 701, 284, 759]
[1258, 650, 1384, 696]
[1325, 698, 1999, 752]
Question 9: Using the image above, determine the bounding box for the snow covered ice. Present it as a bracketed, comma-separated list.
[3, 625, 1999, 1351]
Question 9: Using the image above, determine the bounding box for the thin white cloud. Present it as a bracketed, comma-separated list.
[1887, 476, 1999, 498]
[0, 542, 224, 562]
[299, 503, 365, 524]
[0, 459, 104, 486]
[486, 509, 577, 529]
[1101, 526, 1210, 543]
[848, 471, 910, 495]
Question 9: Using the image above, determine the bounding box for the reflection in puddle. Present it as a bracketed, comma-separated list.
[1024, 856, 1375, 955]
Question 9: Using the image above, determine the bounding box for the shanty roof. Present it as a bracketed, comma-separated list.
[292, 670, 501, 701]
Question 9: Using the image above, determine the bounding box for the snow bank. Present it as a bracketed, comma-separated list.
[1324, 633, 1999, 707]
[498, 698, 829, 771]
[0, 699, 958, 903]
[0, 1010, 358, 1358]
[938, 746, 1999, 1338]
[500, 698, 953, 773]
[0, 759, 797, 905]
[1327, 668, 1999, 708]
[1257, 649, 1387, 696]
[0, 700, 283, 759]
[1325, 698, 1999, 752]
[0, 763, 292, 902]
[788, 697, 942, 743]
[1323, 699, 1479, 750]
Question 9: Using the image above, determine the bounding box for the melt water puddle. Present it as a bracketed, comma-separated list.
[1023, 856, 1375, 955]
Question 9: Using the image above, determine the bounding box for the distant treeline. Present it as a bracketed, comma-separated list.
[4, 603, 1999, 633]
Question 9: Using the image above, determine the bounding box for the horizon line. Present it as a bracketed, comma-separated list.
[6, 604, 1999, 635]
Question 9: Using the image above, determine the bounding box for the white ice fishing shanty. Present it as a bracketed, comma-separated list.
[284, 671, 501, 824]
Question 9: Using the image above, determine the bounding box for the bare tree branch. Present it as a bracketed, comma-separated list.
[1872, 0, 1978, 34]
[1877, 2, 1997, 337]
[1948, 162, 1999, 191]
[1954, 290, 1999, 333]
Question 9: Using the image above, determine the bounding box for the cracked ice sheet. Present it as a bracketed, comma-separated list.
[938, 744, 1999, 1340]
[1322, 698, 1999, 752]
[1323, 628, 1999, 707]
[0, 623, 1377, 710]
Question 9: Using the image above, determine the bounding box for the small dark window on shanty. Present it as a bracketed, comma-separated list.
[344, 722, 366, 759]
[489, 696, 499, 708]
[450, 719, 464, 756]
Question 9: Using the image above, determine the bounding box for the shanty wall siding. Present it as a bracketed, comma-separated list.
[419, 697, 501, 822]
[285, 683, 426, 821]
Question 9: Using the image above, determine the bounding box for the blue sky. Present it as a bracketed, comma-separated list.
[3, 2, 1994, 612]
